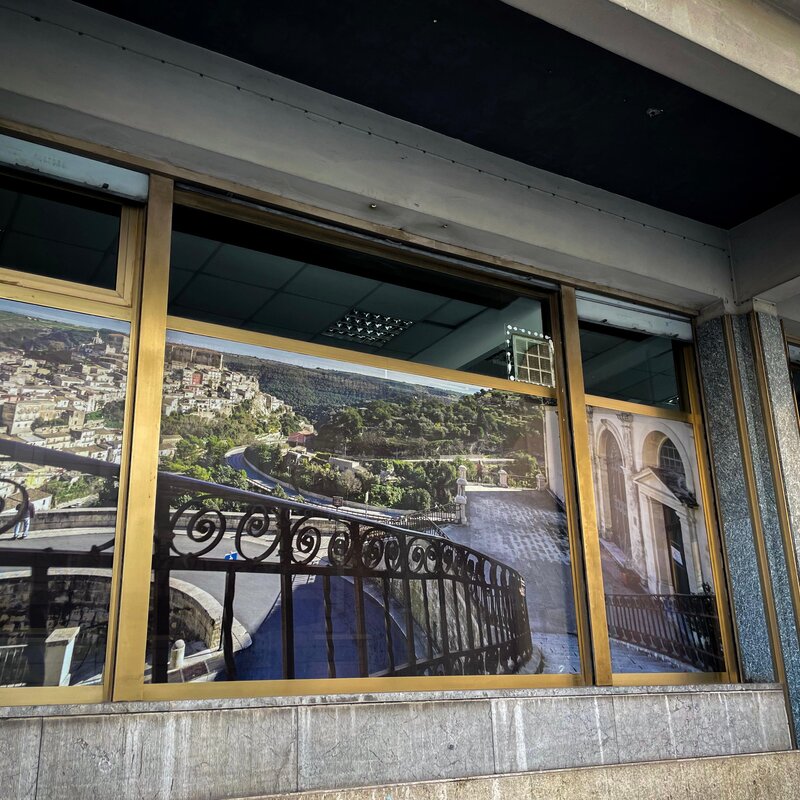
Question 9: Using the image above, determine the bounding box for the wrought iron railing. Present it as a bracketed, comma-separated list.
[393, 503, 458, 538]
[0, 440, 532, 684]
[154, 476, 531, 681]
[605, 592, 723, 672]
[0, 643, 26, 685]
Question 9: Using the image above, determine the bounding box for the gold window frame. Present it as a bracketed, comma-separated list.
[560, 288, 738, 686]
[0, 122, 741, 706]
[113, 187, 593, 701]
[0, 168, 146, 707]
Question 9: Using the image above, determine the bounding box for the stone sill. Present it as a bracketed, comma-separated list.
[0, 680, 783, 718]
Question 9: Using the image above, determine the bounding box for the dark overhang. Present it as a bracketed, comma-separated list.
[79, 0, 800, 228]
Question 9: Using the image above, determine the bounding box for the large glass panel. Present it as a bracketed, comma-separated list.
[0, 299, 129, 688]
[169, 205, 552, 385]
[0, 172, 121, 290]
[587, 404, 724, 673]
[579, 320, 683, 409]
[145, 330, 579, 682]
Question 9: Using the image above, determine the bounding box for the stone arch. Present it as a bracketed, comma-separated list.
[640, 423, 697, 496]
[638, 424, 701, 593]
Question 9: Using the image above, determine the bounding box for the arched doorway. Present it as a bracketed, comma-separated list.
[658, 438, 690, 594]
[603, 431, 630, 554]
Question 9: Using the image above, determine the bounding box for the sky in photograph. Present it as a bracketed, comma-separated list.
[0, 298, 130, 333]
[168, 330, 477, 395]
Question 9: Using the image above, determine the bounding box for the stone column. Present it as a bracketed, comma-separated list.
[43, 626, 80, 687]
[697, 306, 800, 739]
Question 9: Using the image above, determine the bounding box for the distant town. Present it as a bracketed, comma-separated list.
[0, 316, 129, 511]
[161, 342, 291, 424]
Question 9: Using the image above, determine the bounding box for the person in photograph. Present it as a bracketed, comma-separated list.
[12, 501, 35, 539]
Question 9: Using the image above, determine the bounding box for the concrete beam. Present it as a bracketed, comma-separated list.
[729, 193, 800, 303]
[503, 0, 800, 137]
[0, 0, 733, 311]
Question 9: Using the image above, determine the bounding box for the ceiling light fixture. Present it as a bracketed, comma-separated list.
[322, 308, 414, 346]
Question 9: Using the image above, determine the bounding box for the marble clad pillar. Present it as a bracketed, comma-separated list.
[696, 310, 800, 740]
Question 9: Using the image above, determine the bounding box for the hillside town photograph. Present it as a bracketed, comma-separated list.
[0, 299, 129, 687]
[151, 331, 579, 680]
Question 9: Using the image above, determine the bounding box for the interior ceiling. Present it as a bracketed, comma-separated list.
[80, 0, 800, 228]
[168, 205, 546, 380]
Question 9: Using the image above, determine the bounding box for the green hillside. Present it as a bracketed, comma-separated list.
[226, 353, 461, 419]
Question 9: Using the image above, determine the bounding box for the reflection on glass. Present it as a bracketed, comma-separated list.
[0, 299, 129, 687]
[168, 206, 550, 384]
[579, 321, 682, 409]
[146, 331, 578, 682]
[588, 405, 723, 673]
[788, 344, 800, 414]
[0, 172, 121, 289]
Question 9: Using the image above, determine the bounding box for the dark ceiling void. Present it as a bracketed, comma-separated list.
[79, 0, 800, 228]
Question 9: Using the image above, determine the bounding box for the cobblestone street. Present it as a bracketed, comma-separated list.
[446, 486, 579, 674]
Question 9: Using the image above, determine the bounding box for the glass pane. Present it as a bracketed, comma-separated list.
[579, 320, 682, 409]
[788, 344, 800, 412]
[587, 404, 724, 673]
[168, 206, 552, 385]
[145, 330, 579, 682]
[0, 299, 129, 687]
[0, 172, 121, 289]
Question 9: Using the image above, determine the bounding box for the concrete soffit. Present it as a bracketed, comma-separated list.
[0, 0, 742, 311]
[504, 1, 800, 325]
[503, 0, 800, 137]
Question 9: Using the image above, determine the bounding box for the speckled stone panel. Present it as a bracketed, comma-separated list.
[696, 317, 774, 682]
[758, 311, 800, 586]
[732, 313, 800, 736]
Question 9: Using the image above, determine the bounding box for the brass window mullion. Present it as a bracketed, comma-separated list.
[559, 286, 613, 685]
[548, 292, 593, 684]
[111, 175, 174, 702]
[99, 206, 146, 697]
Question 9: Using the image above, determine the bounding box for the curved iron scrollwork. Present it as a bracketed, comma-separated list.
[0, 440, 533, 685]
[0, 477, 30, 535]
[154, 472, 533, 682]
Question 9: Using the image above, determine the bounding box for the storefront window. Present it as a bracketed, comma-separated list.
[0, 299, 129, 688]
[145, 329, 579, 682]
[579, 321, 684, 410]
[0, 172, 122, 290]
[587, 406, 723, 673]
[576, 296, 725, 675]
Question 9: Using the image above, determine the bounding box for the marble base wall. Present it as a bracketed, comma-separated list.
[0, 685, 790, 800]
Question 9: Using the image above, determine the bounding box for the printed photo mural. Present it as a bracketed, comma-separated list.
[0, 299, 129, 687]
[588, 405, 724, 673]
[146, 331, 580, 682]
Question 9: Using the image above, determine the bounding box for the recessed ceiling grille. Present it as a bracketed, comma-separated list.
[322, 308, 414, 345]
